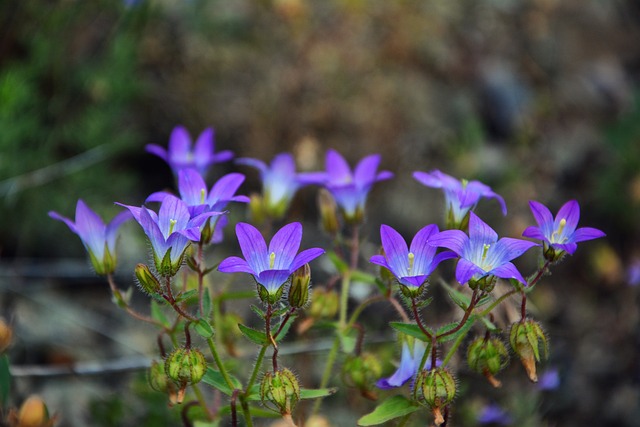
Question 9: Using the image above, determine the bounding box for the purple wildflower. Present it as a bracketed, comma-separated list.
[376, 340, 440, 389]
[370, 224, 456, 292]
[236, 153, 324, 219]
[627, 260, 640, 286]
[477, 404, 513, 425]
[218, 222, 325, 301]
[522, 200, 605, 260]
[117, 195, 223, 276]
[538, 368, 560, 391]
[413, 170, 507, 229]
[428, 212, 537, 286]
[322, 149, 393, 223]
[146, 126, 233, 175]
[49, 200, 132, 275]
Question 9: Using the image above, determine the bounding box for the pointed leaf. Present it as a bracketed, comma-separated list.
[151, 300, 171, 328]
[201, 288, 212, 319]
[327, 251, 348, 274]
[250, 305, 266, 319]
[436, 315, 477, 343]
[175, 289, 199, 304]
[440, 281, 471, 310]
[351, 270, 377, 285]
[357, 395, 421, 426]
[194, 318, 214, 339]
[478, 316, 501, 333]
[389, 322, 430, 342]
[238, 323, 268, 345]
[300, 388, 338, 399]
[201, 367, 242, 396]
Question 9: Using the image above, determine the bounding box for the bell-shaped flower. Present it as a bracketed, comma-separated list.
[322, 149, 393, 224]
[218, 222, 325, 303]
[118, 195, 223, 276]
[370, 224, 456, 294]
[413, 170, 507, 229]
[236, 153, 325, 220]
[49, 200, 132, 275]
[522, 200, 605, 261]
[429, 213, 537, 287]
[146, 126, 233, 176]
[376, 340, 438, 389]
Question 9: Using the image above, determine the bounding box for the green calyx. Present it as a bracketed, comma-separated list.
[260, 368, 300, 415]
[164, 348, 208, 385]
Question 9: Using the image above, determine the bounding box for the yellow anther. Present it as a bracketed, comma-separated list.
[461, 179, 469, 189]
[200, 188, 206, 205]
[408, 252, 415, 273]
[269, 252, 276, 269]
[169, 219, 177, 234]
[551, 218, 567, 242]
[482, 244, 491, 261]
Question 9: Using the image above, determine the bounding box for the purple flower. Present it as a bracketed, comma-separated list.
[413, 170, 507, 229]
[370, 224, 456, 291]
[236, 153, 324, 219]
[477, 404, 512, 425]
[146, 126, 233, 175]
[377, 341, 439, 389]
[218, 222, 324, 300]
[538, 368, 560, 391]
[49, 200, 132, 275]
[627, 260, 640, 287]
[322, 149, 393, 223]
[429, 213, 537, 286]
[117, 195, 223, 276]
[522, 200, 605, 259]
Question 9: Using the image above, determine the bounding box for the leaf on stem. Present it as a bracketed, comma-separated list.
[237, 323, 268, 345]
[201, 367, 243, 396]
[327, 250, 348, 274]
[389, 322, 431, 342]
[194, 318, 215, 338]
[357, 395, 420, 426]
[150, 300, 171, 328]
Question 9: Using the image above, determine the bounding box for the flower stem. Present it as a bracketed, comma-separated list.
[441, 326, 467, 367]
[338, 270, 351, 330]
[192, 383, 213, 420]
[312, 337, 340, 416]
[411, 298, 433, 341]
[206, 337, 236, 391]
[240, 396, 254, 427]
[245, 345, 268, 394]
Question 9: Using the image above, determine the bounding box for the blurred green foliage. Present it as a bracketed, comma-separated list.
[0, 0, 149, 256]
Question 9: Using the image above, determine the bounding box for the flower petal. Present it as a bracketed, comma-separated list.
[409, 224, 439, 274]
[158, 196, 191, 237]
[490, 262, 527, 284]
[456, 258, 484, 285]
[168, 126, 192, 164]
[178, 168, 207, 206]
[207, 173, 246, 206]
[145, 191, 173, 204]
[75, 200, 106, 258]
[354, 154, 381, 186]
[236, 157, 268, 175]
[257, 269, 292, 292]
[236, 222, 268, 273]
[571, 226, 606, 243]
[48, 211, 78, 235]
[290, 247, 325, 272]
[105, 210, 133, 253]
[528, 200, 553, 229]
[145, 144, 168, 162]
[218, 256, 254, 274]
[428, 230, 467, 255]
[380, 225, 409, 277]
[269, 222, 303, 269]
[194, 128, 214, 170]
[376, 343, 416, 389]
[497, 237, 538, 262]
[467, 213, 498, 245]
[522, 225, 546, 240]
[326, 149, 353, 184]
[555, 200, 580, 234]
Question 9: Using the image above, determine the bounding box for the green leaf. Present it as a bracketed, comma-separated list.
[250, 305, 265, 319]
[274, 314, 296, 342]
[175, 289, 198, 304]
[0, 355, 9, 409]
[201, 367, 242, 396]
[351, 270, 377, 285]
[339, 327, 357, 353]
[150, 300, 171, 328]
[201, 288, 212, 319]
[478, 316, 501, 333]
[237, 323, 267, 345]
[357, 395, 420, 426]
[441, 281, 471, 310]
[389, 322, 430, 342]
[327, 251, 348, 274]
[194, 318, 215, 339]
[300, 387, 337, 400]
[436, 315, 477, 343]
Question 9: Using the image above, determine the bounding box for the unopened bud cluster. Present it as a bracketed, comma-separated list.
[415, 368, 457, 426]
[342, 353, 382, 394]
[510, 320, 548, 382]
[467, 337, 509, 387]
[164, 347, 207, 386]
[260, 368, 300, 415]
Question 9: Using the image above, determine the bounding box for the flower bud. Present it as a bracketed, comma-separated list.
[415, 368, 456, 426]
[249, 193, 267, 225]
[0, 318, 12, 353]
[468, 275, 497, 293]
[308, 288, 339, 320]
[260, 368, 300, 415]
[17, 395, 49, 427]
[467, 337, 509, 387]
[155, 247, 187, 277]
[135, 264, 162, 296]
[317, 189, 340, 236]
[542, 242, 566, 263]
[288, 264, 311, 308]
[342, 353, 382, 398]
[148, 360, 171, 393]
[88, 244, 116, 276]
[165, 348, 207, 386]
[509, 320, 548, 382]
[257, 283, 286, 305]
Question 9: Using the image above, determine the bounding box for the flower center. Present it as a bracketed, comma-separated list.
[461, 179, 469, 189]
[200, 188, 206, 205]
[481, 244, 490, 262]
[169, 219, 177, 234]
[407, 252, 415, 274]
[269, 252, 276, 269]
[551, 218, 567, 243]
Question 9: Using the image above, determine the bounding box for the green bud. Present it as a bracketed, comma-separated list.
[257, 283, 286, 305]
[148, 360, 171, 393]
[260, 368, 300, 415]
[135, 263, 163, 295]
[542, 242, 566, 263]
[155, 247, 187, 277]
[165, 348, 207, 385]
[317, 188, 340, 236]
[288, 264, 311, 308]
[415, 368, 456, 426]
[308, 288, 339, 320]
[88, 244, 116, 276]
[468, 275, 497, 292]
[467, 337, 509, 387]
[342, 353, 383, 392]
[509, 319, 548, 382]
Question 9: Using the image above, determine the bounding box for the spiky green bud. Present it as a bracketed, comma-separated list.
[165, 348, 207, 385]
[260, 368, 300, 415]
[509, 319, 548, 382]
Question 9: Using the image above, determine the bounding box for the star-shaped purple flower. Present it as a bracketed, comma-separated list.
[218, 222, 325, 300]
[118, 195, 223, 276]
[370, 224, 456, 291]
[49, 200, 132, 275]
[146, 126, 233, 176]
[522, 200, 605, 259]
[413, 170, 507, 229]
[429, 213, 537, 286]
[376, 341, 439, 389]
[322, 149, 393, 223]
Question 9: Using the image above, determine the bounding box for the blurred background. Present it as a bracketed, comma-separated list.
[1, 0, 639, 425]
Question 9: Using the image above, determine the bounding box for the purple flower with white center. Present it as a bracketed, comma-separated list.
[413, 170, 507, 229]
[218, 222, 325, 302]
[477, 404, 513, 425]
[370, 224, 456, 293]
[522, 200, 605, 261]
[117, 195, 223, 276]
[429, 213, 537, 287]
[376, 341, 439, 389]
[146, 126, 233, 176]
[49, 200, 132, 275]
[236, 153, 325, 219]
[322, 149, 393, 223]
